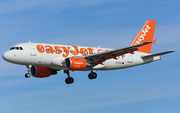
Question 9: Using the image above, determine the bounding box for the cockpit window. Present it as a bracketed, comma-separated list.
[10, 47, 15, 50]
[16, 47, 19, 50]
[20, 47, 23, 50]
[10, 47, 23, 50]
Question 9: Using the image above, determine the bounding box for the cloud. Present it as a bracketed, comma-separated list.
[155, 23, 180, 45]
[79, 0, 126, 6]
[39, 29, 132, 48]
[0, 56, 179, 112]
[0, 0, 47, 14]
[0, 0, 126, 14]
[1, 84, 180, 113]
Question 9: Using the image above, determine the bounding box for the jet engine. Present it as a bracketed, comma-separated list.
[31, 66, 57, 78]
[65, 57, 87, 70]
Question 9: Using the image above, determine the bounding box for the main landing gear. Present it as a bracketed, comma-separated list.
[25, 65, 31, 78]
[88, 69, 97, 79]
[64, 69, 97, 84]
[64, 70, 74, 84]
[88, 68, 97, 80]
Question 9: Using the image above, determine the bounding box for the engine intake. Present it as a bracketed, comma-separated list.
[31, 66, 57, 78]
[65, 57, 87, 70]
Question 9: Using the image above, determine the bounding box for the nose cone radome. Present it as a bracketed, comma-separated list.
[2, 51, 13, 62]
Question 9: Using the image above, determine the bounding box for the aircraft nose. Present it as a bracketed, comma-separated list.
[2, 51, 12, 62]
[3, 51, 8, 61]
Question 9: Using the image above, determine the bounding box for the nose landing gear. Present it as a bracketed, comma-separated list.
[25, 73, 31, 78]
[25, 65, 31, 78]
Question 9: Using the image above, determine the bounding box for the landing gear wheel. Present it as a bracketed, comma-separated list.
[25, 73, 31, 78]
[88, 72, 97, 80]
[25, 65, 32, 78]
[65, 77, 74, 84]
[64, 70, 74, 84]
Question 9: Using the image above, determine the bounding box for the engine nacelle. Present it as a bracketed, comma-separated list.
[31, 66, 57, 78]
[65, 57, 87, 70]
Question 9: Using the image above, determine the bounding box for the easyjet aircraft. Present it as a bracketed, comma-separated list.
[2, 20, 174, 84]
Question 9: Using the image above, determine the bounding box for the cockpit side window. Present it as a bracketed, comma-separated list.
[16, 47, 19, 50]
[20, 47, 23, 50]
[10, 47, 15, 50]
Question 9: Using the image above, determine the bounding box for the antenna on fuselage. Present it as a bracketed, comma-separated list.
[29, 40, 31, 43]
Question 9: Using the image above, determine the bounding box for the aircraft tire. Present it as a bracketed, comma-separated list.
[65, 77, 74, 84]
[88, 72, 97, 80]
[25, 73, 31, 78]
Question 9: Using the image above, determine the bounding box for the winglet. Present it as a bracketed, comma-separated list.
[130, 20, 156, 53]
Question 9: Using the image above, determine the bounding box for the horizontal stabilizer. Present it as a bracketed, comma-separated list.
[141, 51, 175, 59]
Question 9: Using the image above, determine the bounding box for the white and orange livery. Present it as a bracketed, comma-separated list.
[2, 20, 174, 84]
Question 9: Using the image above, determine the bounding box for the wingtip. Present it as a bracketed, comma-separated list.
[169, 51, 175, 53]
[162, 51, 175, 55]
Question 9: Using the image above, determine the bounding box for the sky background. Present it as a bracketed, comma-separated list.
[0, 0, 180, 113]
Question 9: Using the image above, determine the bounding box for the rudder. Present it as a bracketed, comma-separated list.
[130, 20, 156, 53]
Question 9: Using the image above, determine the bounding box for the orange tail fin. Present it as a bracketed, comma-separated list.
[130, 20, 156, 53]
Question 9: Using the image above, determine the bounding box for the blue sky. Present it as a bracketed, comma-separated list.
[0, 0, 180, 113]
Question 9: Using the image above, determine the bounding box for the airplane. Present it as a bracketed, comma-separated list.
[2, 20, 174, 84]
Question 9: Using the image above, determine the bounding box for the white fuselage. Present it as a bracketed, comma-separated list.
[2, 43, 160, 71]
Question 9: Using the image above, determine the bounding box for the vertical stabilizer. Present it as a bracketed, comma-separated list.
[130, 20, 156, 53]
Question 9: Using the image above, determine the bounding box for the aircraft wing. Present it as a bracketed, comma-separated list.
[141, 51, 175, 59]
[81, 42, 152, 65]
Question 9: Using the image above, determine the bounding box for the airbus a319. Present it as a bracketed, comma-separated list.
[2, 20, 174, 84]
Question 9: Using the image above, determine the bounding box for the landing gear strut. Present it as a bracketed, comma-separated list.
[25, 65, 31, 78]
[64, 70, 74, 84]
